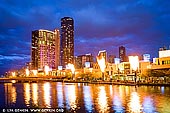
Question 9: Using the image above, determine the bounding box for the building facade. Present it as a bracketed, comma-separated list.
[98, 50, 107, 62]
[75, 54, 94, 69]
[119, 46, 126, 62]
[108, 55, 116, 63]
[61, 17, 74, 68]
[31, 29, 60, 70]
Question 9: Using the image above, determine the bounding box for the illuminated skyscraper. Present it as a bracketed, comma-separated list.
[61, 17, 74, 67]
[119, 46, 126, 62]
[98, 50, 107, 62]
[31, 29, 60, 70]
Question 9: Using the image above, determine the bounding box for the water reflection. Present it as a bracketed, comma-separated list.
[1, 82, 170, 112]
[64, 83, 77, 111]
[97, 86, 109, 112]
[4, 83, 17, 106]
[57, 82, 64, 108]
[83, 86, 93, 112]
[24, 83, 30, 106]
[43, 82, 51, 108]
[31, 83, 38, 106]
[143, 97, 155, 113]
[128, 92, 143, 113]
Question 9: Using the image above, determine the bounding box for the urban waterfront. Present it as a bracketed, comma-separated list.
[0, 82, 170, 113]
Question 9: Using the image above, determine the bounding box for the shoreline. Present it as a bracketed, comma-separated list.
[0, 77, 170, 86]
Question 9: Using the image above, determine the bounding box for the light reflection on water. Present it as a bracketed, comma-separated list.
[83, 86, 93, 112]
[31, 83, 38, 106]
[97, 86, 109, 112]
[24, 83, 30, 107]
[43, 82, 51, 108]
[128, 92, 143, 113]
[2, 82, 170, 112]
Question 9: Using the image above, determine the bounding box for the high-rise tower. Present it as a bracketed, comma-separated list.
[119, 46, 126, 62]
[61, 17, 74, 67]
[31, 29, 60, 70]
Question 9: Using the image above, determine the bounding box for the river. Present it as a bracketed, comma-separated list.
[0, 82, 170, 113]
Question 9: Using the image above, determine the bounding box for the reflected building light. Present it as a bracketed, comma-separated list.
[119, 86, 123, 99]
[110, 85, 113, 96]
[32, 83, 38, 106]
[113, 95, 124, 112]
[43, 82, 51, 108]
[64, 85, 77, 110]
[129, 92, 142, 113]
[11, 86, 17, 104]
[142, 97, 156, 113]
[83, 86, 93, 112]
[4, 83, 17, 105]
[98, 86, 108, 112]
[57, 83, 64, 108]
[68, 85, 77, 110]
[24, 83, 30, 106]
[161, 86, 164, 94]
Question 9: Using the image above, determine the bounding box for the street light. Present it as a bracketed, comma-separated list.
[129, 56, 139, 83]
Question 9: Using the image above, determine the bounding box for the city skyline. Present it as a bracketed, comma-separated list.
[0, 0, 170, 74]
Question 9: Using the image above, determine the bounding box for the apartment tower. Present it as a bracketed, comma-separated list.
[31, 29, 60, 70]
[61, 17, 74, 67]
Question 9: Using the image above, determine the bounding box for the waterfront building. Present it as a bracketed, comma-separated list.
[31, 29, 60, 70]
[151, 49, 170, 69]
[61, 17, 74, 68]
[98, 50, 107, 62]
[75, 53, 93, 69]
[143, 54, 151, 62]
[119, 46, 126, 62]
[108, 55, 116, 63]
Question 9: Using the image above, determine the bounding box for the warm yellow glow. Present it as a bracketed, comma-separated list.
[5, 83, 16, 104]
[43, 82, 51, 108]
[89, 68, 93, 73]
[98, 86, 108, 112]
[128, 56, 139, 71]
[25, 69, 29, 76]
[32, 70, 38, 76]
[129, 92, 142, 112]
[24, 83, 30, 106]
[11, 86, 16, 103]
[32, 83, 38, 106]
[68, 85, 77, 110]
[68, 63, 75, 74]
[97, 56, 106, 72]
[12, 72, 15, 77]
[11, 80, 16, 83]
[44, 65, 49, 75]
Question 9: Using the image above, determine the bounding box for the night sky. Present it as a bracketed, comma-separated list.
[0, 0, 170, 75]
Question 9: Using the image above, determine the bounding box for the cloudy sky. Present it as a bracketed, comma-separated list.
[0, 0, 170, 74]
